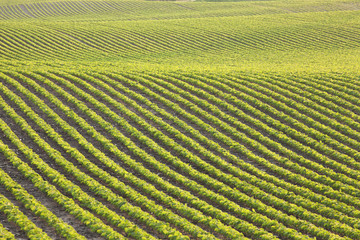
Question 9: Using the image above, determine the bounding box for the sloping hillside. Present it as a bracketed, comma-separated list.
[1, 0, 360, 239]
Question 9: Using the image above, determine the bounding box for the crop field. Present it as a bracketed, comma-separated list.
[1, 0, 360, 239]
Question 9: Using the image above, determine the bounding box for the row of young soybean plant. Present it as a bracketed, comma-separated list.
[0, 26, 55, 61]
[0, 68, 358, 239]
[0, 22, 183, 61]
[55, 69, 346, 239]
[214, 72, 360, 192]
[234, 72, 360, 173]
[45, 22, 225, 57]
[22, 1, 99, 18]
[0, 70, 249, 239]
[47, 69, 353, 239]
[0, 24, 100, 61]
[104, 70, 360, 239]
[0, 209, 16, 239]
[0, 162, 52, 240]
[0, 137, 87, 240]
[229, 72, 360, 166]
[19, 69, 271, 239]
[78, 69, 360, 238]
[164, 71, 360, 196]
[0, 1, 102, 20]
[225, 72, 360, 160]
[0, 73, 156, 239]
[45, 70, 305, 239]
[2, 69, 304, 239]
[0, 4, 30, 20]
[90, 70, 360, 225]
[2, 70, 233, 239]
[148, 71, 360, 212]
[0, 72, 208, 239]
[274, 72, 360, 135]
[170, 71, 360, 191]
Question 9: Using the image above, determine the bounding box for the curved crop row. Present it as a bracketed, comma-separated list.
[21, 70, 270, 239]
[2, 71, 256, 238]
[2, 16, 360, 62]
[1, 69, 360, 239]
[0, 78, 156, 240]
[81, 71, 360, 229]
[40, 70, 354, 239]
[162, 72, 360, 189]
[102, 71, 359, 221]
[0, 140, 86, 240]
[0, 188, 49, 240]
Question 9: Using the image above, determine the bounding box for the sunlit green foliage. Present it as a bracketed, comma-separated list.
[1, 0, 360, 239]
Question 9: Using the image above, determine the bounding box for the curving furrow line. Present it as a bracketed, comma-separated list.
[1, 70, 360, 239]
[3, 71, 254, 240]
[85, 71, 360, 234]
[0, 29, 57, 61]
[83, 70, 358, 239]
[185, 72, 360, 193]
[35, 70, 317, 240]
[0, 72, 191, 240]
[0, 28, 74, 61]
[114, 71, 360, 223]
[143, 71, 360, 200]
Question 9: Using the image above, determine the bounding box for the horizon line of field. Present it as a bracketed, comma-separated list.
[2, 70, 358, 239]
